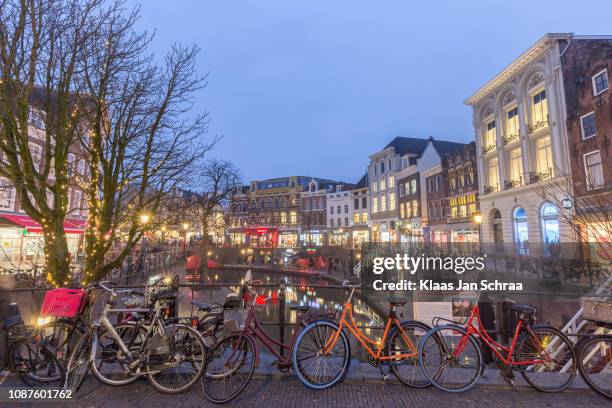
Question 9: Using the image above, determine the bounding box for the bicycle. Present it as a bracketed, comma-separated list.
[418, 295, 577, 393]
[2, 305, 65, 387]
[576, 322, 611, 399]
[64, 280, 206, 394]
[291, 280, 439, 390]
[201, 279, 332, 403]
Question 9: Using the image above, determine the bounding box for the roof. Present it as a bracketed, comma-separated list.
[355, 173, 368, 188]
[384, 136, 468, 159]
[464, 33, 572, 105]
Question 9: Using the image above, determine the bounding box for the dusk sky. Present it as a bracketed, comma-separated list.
[132, 0, 611, 184]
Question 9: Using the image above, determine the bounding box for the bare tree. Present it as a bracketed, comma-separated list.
[535, 177, 611, 261]
[0, 0, 215, 283]
[189, 160, 240, 245]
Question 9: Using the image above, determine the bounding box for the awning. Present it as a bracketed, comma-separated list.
[0, 213, 86, 234]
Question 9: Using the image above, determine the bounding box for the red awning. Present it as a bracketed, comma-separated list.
[0, 214, 86, 234]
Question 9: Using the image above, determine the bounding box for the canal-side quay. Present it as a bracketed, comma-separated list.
[0, 371, 607, 407]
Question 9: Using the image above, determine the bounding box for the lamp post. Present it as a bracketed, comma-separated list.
[474, 213, 483, 254]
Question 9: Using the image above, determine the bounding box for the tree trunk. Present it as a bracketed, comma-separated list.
[43, 220, 71, 285]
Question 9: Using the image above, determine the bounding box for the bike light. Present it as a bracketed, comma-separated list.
[35, 316, 51, 326]
[255, 295, 267, 305]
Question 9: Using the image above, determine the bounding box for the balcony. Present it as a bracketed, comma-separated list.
[526, 168, 552, 184]
[503, 132, 520, 145]
[504, 178, 522, 190]
[483, 185, 498, 194]
[528, 115, 549, 134]
[482, 144, 496, 154]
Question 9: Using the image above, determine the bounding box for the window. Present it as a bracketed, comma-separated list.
[372, 196, 378, 213]
[389, 176, 395, 188]
[344, 218, 349, 227]
[580, 112, 597, 140]
[484, 120, 496, 149]
[362, 197, 367, 208]
[535, 137, 553, 177]
[380, 178, 386, 191]
[541, 203, 560, 253]
[281, 212, 287, 224]
[506, 106, 519, 139]
[371, 181, 378, 192]
[406, 202, 412, 218]
[380, 194, 387, 212]
[411, 180, 417, 194]
[428, 202, 434, 220]
[344, 205, 348, 214]
[389, 191, 395, 211]
[330, 218, 334, 227]
[592, 69, 609, 96]
[530, 90, 548, 129]
[28, 107, 45, 130]
[361, 212, 367, 223]
[337, 206, 341, 214]
[330, 206, 333, 214]
[0, 178, 14, 209]
[412, 200, 418, 217]
[29, 143, 43, 171]
[354, 198, 359, 209]
[584, 150, 604, 190]
[399, 183, 405, 197]
[380, 162, 385, 173]
[513, 207, 529, 255]
[487, 158, 499, 191]
[353, 213, 359, 224]
[400, 202, 405, 218]
[508, 148, 523, 185]
[435, 175, 441, 191]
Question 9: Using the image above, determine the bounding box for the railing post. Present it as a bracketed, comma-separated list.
[278, 282, 286, 358]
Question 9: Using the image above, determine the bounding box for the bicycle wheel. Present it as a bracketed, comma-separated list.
[201, 332, 256, 403]
[515, 325, 577, 392]
[578, 335, 611, 399]
[90, 324, 148, 386]
[419, 324, 483, 393]
[385, 320, 441, 388]
[146, 324, 206, 394]
[9, 338, 64, 386]
[292, 320, 350, 390]
[64, 332, 91, 393]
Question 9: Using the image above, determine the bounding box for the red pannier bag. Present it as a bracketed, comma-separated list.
[41, 288, 87, 318]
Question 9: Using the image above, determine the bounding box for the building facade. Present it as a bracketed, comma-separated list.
[300, 178, 343, 246]
[0, 104, 88, 268]
[326, 184, 355, 246]
[350, 174, 370, 247]
[444, 142, 480, 244]
[424, 165, 448, 244]
[559, 37, 612, 257]
[227, 177, 307, 247]
[466, 34, 577, 255]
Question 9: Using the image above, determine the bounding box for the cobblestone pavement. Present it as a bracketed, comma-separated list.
[0, 375, 607, 408]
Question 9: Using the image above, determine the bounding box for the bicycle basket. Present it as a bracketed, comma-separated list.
[41, 288, 87, 318]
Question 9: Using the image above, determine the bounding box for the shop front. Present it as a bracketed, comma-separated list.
[278, 230, 298, 248]
[351, 229, 369, 248]
[328, 229, 348, 246]
[300, 230, 326, 246]
[244, 226, 279, 248]
[399, 218, 424, 243]
[0, 214, 85, 266]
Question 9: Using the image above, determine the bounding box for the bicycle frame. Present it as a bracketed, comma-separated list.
[323, 287, 418, 362]
[455, 304, 547, 366]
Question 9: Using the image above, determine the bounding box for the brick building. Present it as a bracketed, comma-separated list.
[559, 37, 612, 253]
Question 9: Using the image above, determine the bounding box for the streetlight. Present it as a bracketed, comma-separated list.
[474, 212, 482, 254]
[139, 213, 151, 224]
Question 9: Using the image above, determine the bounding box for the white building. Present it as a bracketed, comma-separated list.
[465, 33, 575, 253]
[326, 184, 354, 246]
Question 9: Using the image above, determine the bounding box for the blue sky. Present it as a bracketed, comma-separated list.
[131, 0, 612, 183]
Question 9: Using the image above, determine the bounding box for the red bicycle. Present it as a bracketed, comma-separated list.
[418, 297, 577, 393]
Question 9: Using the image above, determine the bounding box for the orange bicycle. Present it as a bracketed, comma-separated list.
[291, 281, 442, 389]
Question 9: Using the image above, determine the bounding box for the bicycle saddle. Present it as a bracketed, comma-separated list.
[510, 304, 536, 315]
[289, 304, 310, 312]
[191, 301, 218, 312]
[387, 296, 408, 306]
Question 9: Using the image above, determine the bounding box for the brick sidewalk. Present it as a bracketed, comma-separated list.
[0, 375, 607, 407]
